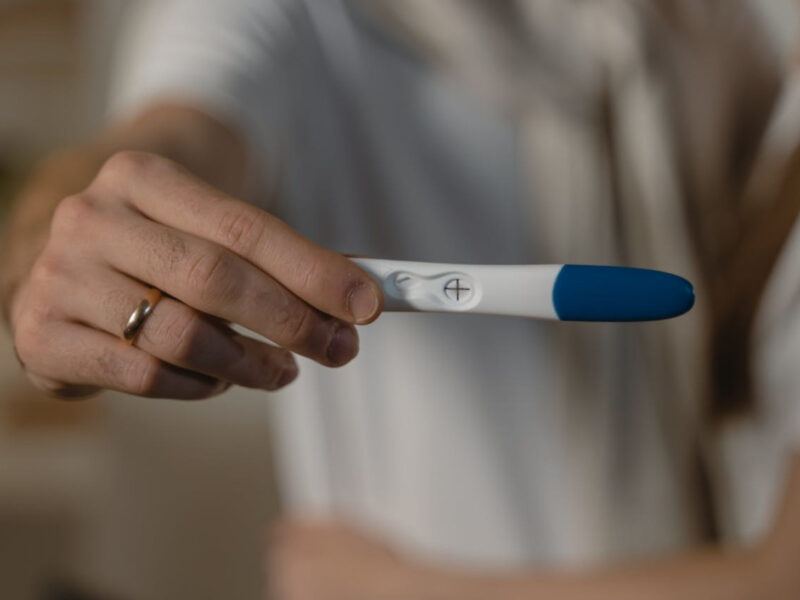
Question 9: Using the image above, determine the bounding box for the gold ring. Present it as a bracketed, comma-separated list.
[123, 287, 162, 344]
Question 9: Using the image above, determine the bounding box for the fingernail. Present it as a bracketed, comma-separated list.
[348, 283, 379, 324]
[326, 325, 359, 365]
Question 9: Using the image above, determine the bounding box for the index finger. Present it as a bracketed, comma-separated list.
[94, 152, 383, 324]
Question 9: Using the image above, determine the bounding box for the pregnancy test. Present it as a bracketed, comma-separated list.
[350, 258, 694, 321]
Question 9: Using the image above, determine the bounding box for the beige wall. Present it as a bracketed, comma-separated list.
[0, 2, 280, 599]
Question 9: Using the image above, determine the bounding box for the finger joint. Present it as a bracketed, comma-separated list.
[184, 251, 239, 304]
[216, 209, 267, 256]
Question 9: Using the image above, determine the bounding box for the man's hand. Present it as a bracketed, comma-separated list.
[9, 150, 383, 399]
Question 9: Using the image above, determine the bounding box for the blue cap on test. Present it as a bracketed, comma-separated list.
[552, 265, 695, 322]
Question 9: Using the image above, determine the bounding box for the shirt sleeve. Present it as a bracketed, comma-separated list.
[107, 0, 306, 193]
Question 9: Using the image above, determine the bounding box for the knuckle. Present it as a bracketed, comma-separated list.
[51, 193, 96, 238]
[279, 304, 317, 348]
[23, 303, 60, 335]
[99, 150, 162, 183]
[162, 310, 204, 363]
[216, 209, 267, 255]
[24, 257, 72, 324]
[15, 293, 61, 342]
[90, 345, 124, 384]
[124, 355, 162, 396]
[185, 251, 239, 302]
[295, 258, 321, 295]
[28, 254, 64, 291]
[13, 316, 46, 366]
[143, 225, 187, 274]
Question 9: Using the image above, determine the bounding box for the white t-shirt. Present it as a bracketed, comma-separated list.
[111, 0, 800, 568]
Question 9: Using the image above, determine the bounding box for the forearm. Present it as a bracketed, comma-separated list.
[497, 547, 776, 600]
[0, 104, 246, 325]
[464, 455, 800, 600]
[406, 545, 781, 600]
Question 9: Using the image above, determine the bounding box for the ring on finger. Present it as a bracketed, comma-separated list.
[122, 287, 162, 345]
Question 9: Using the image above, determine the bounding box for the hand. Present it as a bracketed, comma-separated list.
[266, 520, 423, 600]
[10, 151, 383, 398]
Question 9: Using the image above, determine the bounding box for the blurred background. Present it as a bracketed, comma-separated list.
[4, 2, 800, 600]
[0, 4, 281, 600]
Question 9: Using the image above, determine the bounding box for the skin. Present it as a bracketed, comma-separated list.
[1, 104, 383, 398]
[3, 103, 799, 598]
[267, 454, 800, 600]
